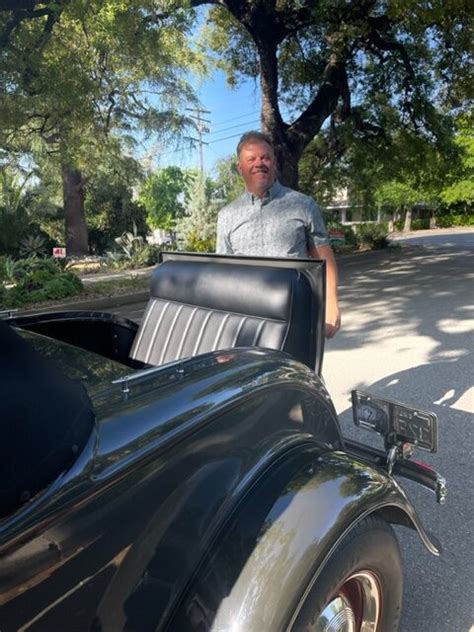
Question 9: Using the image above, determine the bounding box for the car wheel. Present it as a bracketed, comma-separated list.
[292, 514, 403, 632]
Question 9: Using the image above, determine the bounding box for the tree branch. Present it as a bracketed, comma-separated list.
[0, 1, 69, 48]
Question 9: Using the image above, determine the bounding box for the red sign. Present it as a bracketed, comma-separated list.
[53, 247, 67, 258]
[329, 230, 345, 243]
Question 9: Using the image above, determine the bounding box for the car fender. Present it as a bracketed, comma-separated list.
[169, 447, 439, 632]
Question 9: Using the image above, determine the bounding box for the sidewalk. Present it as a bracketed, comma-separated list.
[78, 265, 155, 285]
[389, 225, 474, 240]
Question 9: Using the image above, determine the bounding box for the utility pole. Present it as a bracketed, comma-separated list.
[185, 107, 211, 172]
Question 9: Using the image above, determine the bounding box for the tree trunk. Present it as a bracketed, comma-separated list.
[403, 206, 412, 232]
[61, 163, 89, 256]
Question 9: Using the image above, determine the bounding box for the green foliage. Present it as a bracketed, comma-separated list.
[109, 222, 161, 269]
[436, 213, 474, 228]
[354, 223, 391, 250]
[375, 181, 420, 208]
[1, 257, 82, 308]
[182, 232, 216, 253]
[212, 156, 243, 206]
[176, 171, 219, 251]
[410, 219, 431, 230]
[440, 180, 474, 207]
[0, 167, 34, 255]
[139, 166, 189, 230]
[86, 172, 149, 253]
[301, 111, 465, 222]
[19, 234, 48, 258]
[199, 0, 472, 189]
[0, 0, 201, 254]
[0, 1, 200, 160]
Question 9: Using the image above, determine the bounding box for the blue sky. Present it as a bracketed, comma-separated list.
[150, 71, 263, 174]
[194, 72, 262, 171]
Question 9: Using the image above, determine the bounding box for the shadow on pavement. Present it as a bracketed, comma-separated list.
[330, 244, 473, 632]
[338, 354, 473, 632]
[334, 247, 474, 362]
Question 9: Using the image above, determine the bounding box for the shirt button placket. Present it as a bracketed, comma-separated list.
[257, 200, 264, 251]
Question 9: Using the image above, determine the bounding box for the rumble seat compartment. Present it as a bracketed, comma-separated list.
[130, 253, 325, 374]
[0, 321, 94, 517]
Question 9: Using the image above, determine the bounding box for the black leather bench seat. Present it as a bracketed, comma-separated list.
[130, 257, 324, 372]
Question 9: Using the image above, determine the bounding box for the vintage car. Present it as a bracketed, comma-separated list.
[0, 253, 446, 631]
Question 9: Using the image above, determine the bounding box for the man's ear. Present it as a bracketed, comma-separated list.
[236, 161, 242, 176]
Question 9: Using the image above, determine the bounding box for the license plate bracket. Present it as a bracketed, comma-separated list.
[351, 390, 438, 453]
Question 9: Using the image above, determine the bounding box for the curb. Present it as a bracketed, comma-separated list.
[16, 290, 149, 316]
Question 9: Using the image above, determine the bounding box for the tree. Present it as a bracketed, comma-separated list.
[194, 0, 472, 189]
[0, 167, 33, 255]
[300, 111, 463, 230]
[139, 166, 190, 233]
[175, 171, 219, 251]
[85, 159, 149, 254]
[0, 0, 199, 254]
[439, 117, 474, 211]
[212, 156, 243, 206]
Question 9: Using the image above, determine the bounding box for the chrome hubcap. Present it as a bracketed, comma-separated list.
[315, 595, 356, 632]
[314, 571, 380, 632]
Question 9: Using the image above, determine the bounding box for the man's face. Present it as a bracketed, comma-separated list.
[237, 140, 277, 197]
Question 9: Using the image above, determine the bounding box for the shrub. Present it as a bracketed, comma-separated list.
[410, 219, 431, 230]
[1, 257, 83, 308]
[354, 223, 390, 249]
[180, 232, 216, 253]
[436, 214, 474, 228]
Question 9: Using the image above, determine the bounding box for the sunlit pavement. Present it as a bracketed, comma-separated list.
[323, 234, 473, 632]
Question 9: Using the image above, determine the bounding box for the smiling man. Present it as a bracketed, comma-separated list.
[216, 131, 341, 338]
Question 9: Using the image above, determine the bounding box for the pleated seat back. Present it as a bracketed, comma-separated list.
[130, 255, 325, 373]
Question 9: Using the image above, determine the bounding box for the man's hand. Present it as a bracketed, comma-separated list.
[310, 243, 341, 338]
[325, 300, 341, 338]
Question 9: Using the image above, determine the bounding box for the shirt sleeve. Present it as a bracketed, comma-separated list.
[216, 210, 234, 254]
[305, 198, 329, 248]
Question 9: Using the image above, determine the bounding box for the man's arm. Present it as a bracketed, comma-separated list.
[309, 243, 341, 338]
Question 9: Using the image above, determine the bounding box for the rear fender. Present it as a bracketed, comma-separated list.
[168, 448, 439, 632]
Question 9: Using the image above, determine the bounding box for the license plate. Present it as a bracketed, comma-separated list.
[352, 390, 438, 452]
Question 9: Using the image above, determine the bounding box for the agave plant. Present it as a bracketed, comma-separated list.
[19, 235, 48, 258]
[3, 257, 23, 283]
[115, 221, 144, 259]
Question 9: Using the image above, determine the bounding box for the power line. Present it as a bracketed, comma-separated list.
[154, 127, 262, 160]
[212, 110, 260, 128]
[207, 119, 260, 136]
[209, 130, 256, 144]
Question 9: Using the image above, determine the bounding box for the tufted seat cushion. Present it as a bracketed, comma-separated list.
[129, 256, 324, 372]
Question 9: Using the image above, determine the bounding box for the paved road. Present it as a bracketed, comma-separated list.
[326, 234, 474, 632]
[112, 231, 474, 631]
[390, 226, 474, 249]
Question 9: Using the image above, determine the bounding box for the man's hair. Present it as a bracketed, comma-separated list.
[236, 131, 274, 157]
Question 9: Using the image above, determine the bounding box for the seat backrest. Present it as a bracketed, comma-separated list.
[129, 255, 325, 373]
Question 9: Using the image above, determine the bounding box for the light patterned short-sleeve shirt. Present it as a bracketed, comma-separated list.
[216, 180, 329, 257]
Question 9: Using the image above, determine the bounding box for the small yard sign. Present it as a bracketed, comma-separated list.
[53, 247, 67, 258]
[329, 229, 346, 244]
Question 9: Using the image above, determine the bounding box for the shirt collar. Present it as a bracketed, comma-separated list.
[246, 180, 283, 204]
